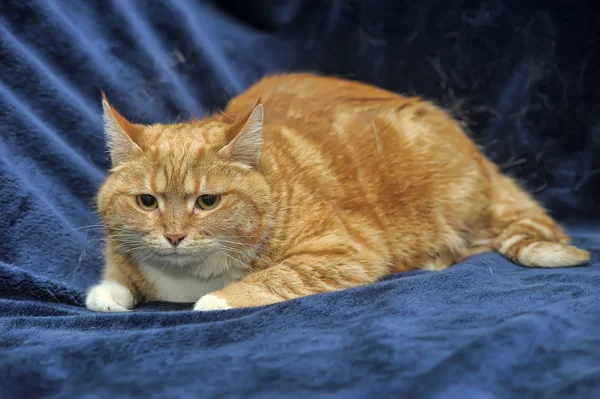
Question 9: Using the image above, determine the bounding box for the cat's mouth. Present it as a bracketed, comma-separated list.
[128, 239, 222, 266]
[146, 238, 219, 255]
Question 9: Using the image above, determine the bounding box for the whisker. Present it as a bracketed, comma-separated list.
[216, 239, 282, 259]
[218, 245, 279, 268]
[218, 241, 307, 270]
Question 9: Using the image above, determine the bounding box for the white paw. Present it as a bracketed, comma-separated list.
[194, 294, 231, 311]
[85, 280, 135, 312]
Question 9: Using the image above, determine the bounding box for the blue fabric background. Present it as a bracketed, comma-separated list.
[0, 0, 599, 397]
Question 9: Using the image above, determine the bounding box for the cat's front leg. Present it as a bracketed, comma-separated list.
[194, 253, 382, 310]
[86, 280, 136, 312]
[85, 258, 139, 312]
[194, 281, 282, 310]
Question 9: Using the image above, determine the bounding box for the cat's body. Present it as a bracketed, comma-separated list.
[86, 73, 589, 312]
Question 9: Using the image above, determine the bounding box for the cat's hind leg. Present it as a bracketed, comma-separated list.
[486, 161, 590, 267]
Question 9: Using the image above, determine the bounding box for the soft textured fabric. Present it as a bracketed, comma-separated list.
[0, 0, 599, 397]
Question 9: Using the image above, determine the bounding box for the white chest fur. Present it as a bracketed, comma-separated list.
[139, 253, 247, 303]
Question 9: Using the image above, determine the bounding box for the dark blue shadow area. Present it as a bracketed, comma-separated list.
[0, 0, 598, 397]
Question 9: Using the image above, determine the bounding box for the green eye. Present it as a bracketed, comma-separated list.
[196, 194, 221, 210]
[136, 194, 158, 210]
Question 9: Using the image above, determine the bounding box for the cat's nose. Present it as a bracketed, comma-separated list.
[165, 234, 186, 247]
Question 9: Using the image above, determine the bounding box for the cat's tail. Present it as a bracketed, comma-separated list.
[484, 160, 590, 268]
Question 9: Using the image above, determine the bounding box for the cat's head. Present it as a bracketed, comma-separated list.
[97, 96, 271, 276]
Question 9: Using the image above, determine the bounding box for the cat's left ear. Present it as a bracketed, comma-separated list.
[219, 103, 263, 168]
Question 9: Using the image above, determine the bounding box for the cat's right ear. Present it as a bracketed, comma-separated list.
[101, 92, 143, 167]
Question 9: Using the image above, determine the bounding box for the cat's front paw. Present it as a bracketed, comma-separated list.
[193, 294, 232, 311]
[193, 282, 282, 310]
[85, 280, 135, 312]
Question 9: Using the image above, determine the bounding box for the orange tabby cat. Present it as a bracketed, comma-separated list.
[85, 73, 590, 312]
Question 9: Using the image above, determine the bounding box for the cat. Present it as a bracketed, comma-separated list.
[85, 73, 590, 312]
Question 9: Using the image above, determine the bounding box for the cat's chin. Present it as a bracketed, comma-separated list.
[153, 250, 194, 257]
[147, 252, 200, 264]
[138, 249, 246, 280]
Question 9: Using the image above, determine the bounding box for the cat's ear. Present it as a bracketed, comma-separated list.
[219, 103, 263, 168]
[101, 92, 143, 167]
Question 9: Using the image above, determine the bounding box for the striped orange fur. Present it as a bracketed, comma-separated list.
[85, 73, 590, 312]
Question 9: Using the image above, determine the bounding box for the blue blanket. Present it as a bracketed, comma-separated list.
[1, 1, 599, 397]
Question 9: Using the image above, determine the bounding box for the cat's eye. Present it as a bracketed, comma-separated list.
[196, 194, 221, 210]
[136, 194, 158, 211]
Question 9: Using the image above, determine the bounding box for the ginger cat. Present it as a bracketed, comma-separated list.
[85, 73, 590, 312]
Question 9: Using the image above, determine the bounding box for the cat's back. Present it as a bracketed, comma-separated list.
[225, 73, 474, 153]
[225, 73, 416, 162]
[230, 72, 483, 209]
[225, 73, 481, 175]
[225, 73, 403, 122]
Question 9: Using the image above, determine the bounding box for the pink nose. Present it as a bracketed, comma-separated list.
[164, 234, 186, 247]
